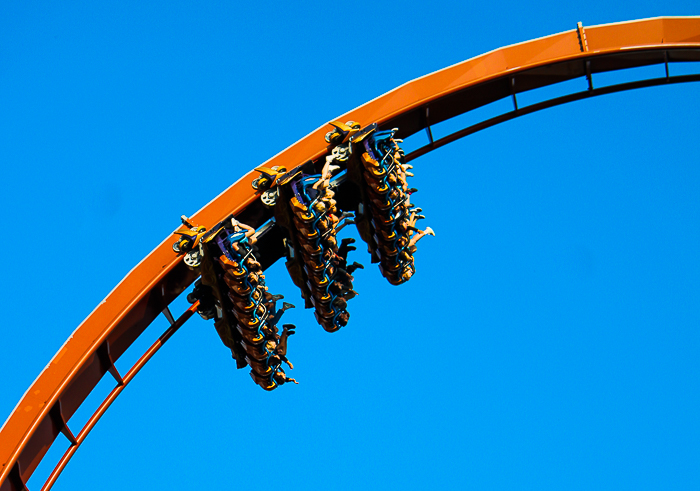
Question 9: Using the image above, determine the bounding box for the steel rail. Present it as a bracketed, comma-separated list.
[40, 303, 197, 491]
[2, 16, 699, 491]
[405, 73, 700, 162]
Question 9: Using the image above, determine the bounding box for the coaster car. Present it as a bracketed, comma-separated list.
[226, 292, 258, 312]
[238, 327, 264, 345]
[218, 256, 246, 276]
[369, 195, 394, 211]
[290, 198, 315, 222]
[307, 273, 331, 290]
[360, 153, 387, 176]
[224, 279, 252, 297]
[247, 357, 274, 377]
[315, 312, 342, 333]
[245, 344, 270, 362]
[298, 241, 323, 255]
[308, 287, 332, 304]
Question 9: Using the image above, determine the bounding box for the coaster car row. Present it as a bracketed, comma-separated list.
[332, 122, 434, 285]
[283, 174, 360, 332]
[176, 215, 298, 390]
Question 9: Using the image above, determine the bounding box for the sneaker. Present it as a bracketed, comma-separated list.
[425, 227, 435, 237]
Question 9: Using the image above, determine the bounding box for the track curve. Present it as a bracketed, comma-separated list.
[2, 16, 699, 491]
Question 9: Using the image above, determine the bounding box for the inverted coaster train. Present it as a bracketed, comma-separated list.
[172, 121, 433, 391]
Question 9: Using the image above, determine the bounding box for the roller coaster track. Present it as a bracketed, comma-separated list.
[2, 16, 699, 491]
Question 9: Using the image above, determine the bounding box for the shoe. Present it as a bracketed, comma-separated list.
[270, 294, 284, 302]
[425, 227, 435, 237]
[282, 302, 295, 310]
[407, 188, 418, 194]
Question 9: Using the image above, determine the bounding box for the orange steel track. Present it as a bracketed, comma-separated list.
[2, 16, 700, 491]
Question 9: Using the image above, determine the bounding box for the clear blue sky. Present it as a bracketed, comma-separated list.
[1, 1, 699, 489]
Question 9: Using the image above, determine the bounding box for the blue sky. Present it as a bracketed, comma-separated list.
[1, 1, 699, 489]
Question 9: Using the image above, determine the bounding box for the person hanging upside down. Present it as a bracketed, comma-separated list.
[395, 226, 435, 253]
[228, 218, 257, 255]
[272, 324, 295, 369]
[269, 301, 295, 327]
[273, 368, 298, 385]
[408, 226, 435, 249]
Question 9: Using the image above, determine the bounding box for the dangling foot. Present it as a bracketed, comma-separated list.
[282, 302, 295, 311]
[425, 227, 435, 237]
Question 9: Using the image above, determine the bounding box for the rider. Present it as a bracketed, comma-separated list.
[228, 217, 257, 255]
[273, 368, 299, 386]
